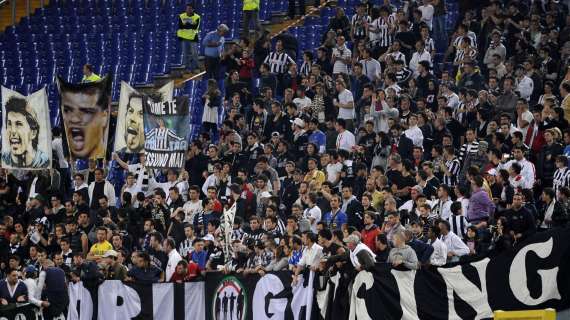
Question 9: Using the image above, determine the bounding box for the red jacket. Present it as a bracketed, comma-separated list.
[361, 225, 381, 252]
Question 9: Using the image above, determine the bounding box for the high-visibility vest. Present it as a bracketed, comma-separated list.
[82, 73, 101, 83]
[177, 13, 200, 40]
[243, 0, 259, 11]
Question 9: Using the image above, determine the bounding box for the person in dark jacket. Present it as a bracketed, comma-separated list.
[539, 188, 568, 230]
[404, 230, 434, 265]
[457, 61, 484, 92]
[43, 264, 69, 319]
[126, 251, 162, 285]
[341, 185, 364, 229]
[0, 268, 27, 304]
[391, 124, 413, 161]
[537, 129, 564, 188]
[497, 193, 536, 243]
[375, 233, 391, 263]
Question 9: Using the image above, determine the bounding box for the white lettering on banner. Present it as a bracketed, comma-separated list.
[152, 283, 174, 320]
[67, 281, 93, 320]
[291, 272, 314, 320]
[391, 269, 419, 319]
[509, 237, 561, 305]
[438, 258, 492, 320]
[97, 281, 142, 320]
[149, 102, 166, 114]
[349, 271, 373, 320]
[185, 282, 206, 320]
[252, 274, 288, 320]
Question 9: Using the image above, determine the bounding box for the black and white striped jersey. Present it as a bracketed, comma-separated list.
[264, 51, 296, 74]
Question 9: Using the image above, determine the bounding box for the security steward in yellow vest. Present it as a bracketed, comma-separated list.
[242, 0, 262, 38]
[177, 4, 201, 71]
[81, 64, 101, 83]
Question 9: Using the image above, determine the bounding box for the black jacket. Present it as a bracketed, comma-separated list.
[344, 198, 364, 229]
[396, 134, 414, 160]
[539, 200, 568, 228]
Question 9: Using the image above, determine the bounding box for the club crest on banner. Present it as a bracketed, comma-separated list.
[211, 276, 247, 320]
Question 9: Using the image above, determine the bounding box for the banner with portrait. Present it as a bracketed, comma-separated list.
[1, 86, 52, 169]
[143, 96, 189, 169]
[57, 75, 112, 160]
[114, 81, 175, 154]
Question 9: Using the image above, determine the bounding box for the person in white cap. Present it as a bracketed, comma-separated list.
[291, 118, 308, 158]
[102, 250, 128, 280]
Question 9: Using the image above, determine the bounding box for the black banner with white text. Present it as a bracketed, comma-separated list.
[63, 229, 570, 319]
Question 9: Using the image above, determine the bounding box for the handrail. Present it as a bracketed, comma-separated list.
[271, 0, 333, 39]
[179, 70, 206, 85]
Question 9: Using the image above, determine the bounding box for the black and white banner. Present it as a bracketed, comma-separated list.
[143, 96, 189, 169]
[0, 303, 37, 320]
[318, 227, 570, 320]
[1, 86, 52, 169]
[114, 81, 174, 154]
[67, 280, 204, 320]
[205, 271, 314, 320]
[64, 229, 570, 320]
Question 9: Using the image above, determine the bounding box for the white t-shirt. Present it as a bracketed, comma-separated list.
[326, 162, 343, 185]
[336, 130, 356, 152]
[359, 58, 382, 81]
[304, 205, 322, 233]
[337, 89, 355, 120]
[293, 96, 312, 111]
[404, 125, 424, 147]
[182, 199, 202, 223]
[418, 4, 434, 29]
[298, 243, 324, 268]
[52, 137, 69, 169]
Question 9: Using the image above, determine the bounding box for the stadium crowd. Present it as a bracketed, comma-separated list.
[2, 0, 570, 318]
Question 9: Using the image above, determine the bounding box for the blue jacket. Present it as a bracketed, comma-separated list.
[408, 238, 434, 264]
[0, 280, 28, 303]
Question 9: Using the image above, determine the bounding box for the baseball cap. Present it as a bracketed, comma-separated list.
[292, 118, 305, 129]
[24, 265, 38, 274]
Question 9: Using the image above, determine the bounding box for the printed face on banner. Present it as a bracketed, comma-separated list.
[59, 77, 110, 160]
[1, 87, 51, 169]
[125, 94, 145, 152]
[211, 276, 247, 320]
[114, 81, 174, 154]
[143, 97, 189, 169]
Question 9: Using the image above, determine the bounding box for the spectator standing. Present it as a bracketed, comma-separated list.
[203, 24, 229, 80]
[438, 220, 469, 263]
[177, 3, 201, 73]
[334, 79, 356, 131]
[0, 268, 27, 304]
[388, 231, 418, 270]
[345, 234, 376, 270]
[201, 79, 223, 143]
[467, 176, 495, 228]
[163, 238, 183, 282]
[242, 0, 262, 38]
[427, 224, 447, 266]
[81, 64, 101, 83]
